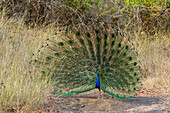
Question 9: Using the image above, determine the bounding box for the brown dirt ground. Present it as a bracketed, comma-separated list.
[39, 90, 170, 113]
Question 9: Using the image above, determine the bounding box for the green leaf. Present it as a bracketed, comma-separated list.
[97, 2, 102, 9]
[86, 3, 92, 7]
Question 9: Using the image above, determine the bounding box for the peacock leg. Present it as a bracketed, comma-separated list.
[97, 89, 101, 99]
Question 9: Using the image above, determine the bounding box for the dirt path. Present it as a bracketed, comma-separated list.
[42, 93, 169, 113]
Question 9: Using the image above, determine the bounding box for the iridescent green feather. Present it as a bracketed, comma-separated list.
[31, 22, 142, 98]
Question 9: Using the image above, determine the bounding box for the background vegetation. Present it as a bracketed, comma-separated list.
[0, 0, 169, 112]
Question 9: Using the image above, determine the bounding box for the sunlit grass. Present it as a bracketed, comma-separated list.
[0, 16, 54, 112]
[132, 31, 170, 94]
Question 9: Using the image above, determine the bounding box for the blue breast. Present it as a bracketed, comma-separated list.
[96, 74, 100, 88]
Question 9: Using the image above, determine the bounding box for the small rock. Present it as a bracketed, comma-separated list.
[37, 109, 42, 113]
[162, 109, 167, 111]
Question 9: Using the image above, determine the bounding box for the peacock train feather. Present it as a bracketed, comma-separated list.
[31, 22, 142, 99]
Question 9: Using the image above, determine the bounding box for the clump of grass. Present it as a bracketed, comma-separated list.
[0, 15, 57, 112]
[131, 31, 170, 94]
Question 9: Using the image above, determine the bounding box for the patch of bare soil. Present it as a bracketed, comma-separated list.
[40, 91, 169, 113]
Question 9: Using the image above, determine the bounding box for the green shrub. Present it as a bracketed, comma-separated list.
[65, 0, 102, 10]
[125, 0, 168, 7]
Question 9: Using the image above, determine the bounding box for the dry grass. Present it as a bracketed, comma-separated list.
[0, 12, 169, 112]
[132, 31, 170, 94]
[0, 15, 55, 112]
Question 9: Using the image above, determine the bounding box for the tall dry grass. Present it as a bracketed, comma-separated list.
[142, 34, 169, 93]
[131, 31, 170, 94]
[0, 11, 169, 112]
[0, 14, 56, 112]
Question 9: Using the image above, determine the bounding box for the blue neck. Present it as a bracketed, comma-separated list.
[96, 74, 100, 89]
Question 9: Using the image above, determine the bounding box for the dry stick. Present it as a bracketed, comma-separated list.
[45, 0, 48, 17]
[51, 0, 54, 16]
[38, 0, 41, 7]
[117, 1, 121, 37]
[156, 7, 168, 29]
[117, 1, 124, 41]
[53, 1, 87, 30]
[136, 5, 141, 32]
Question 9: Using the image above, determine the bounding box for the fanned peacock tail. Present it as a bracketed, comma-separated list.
[31, 22, 142, 99]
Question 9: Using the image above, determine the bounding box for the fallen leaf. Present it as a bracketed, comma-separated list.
[162, 109, 166, 111]
[37, 109, 42, 113]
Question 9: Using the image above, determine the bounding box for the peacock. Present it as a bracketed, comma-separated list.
[31, 22, 142, 99]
